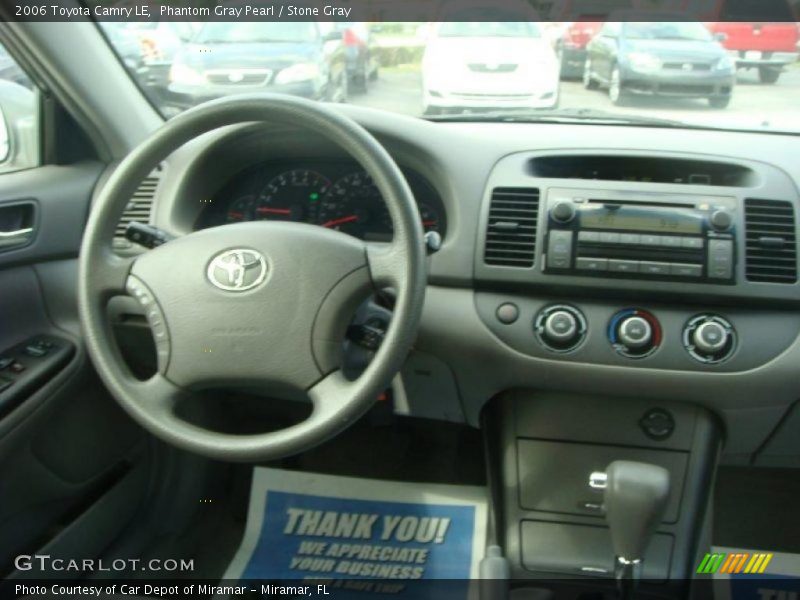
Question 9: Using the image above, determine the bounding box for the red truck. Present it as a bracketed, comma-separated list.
[706, 22, 800, 84]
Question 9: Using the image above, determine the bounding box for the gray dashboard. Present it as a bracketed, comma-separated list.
[136, 106, 800, 464]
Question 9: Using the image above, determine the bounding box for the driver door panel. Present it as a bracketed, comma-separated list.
[0, 162, 151, 579]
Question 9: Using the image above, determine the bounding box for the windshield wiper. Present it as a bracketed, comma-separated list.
[425, 107, 688, 128]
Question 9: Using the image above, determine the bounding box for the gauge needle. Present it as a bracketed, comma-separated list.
[256, 207, 292, 215]
[423, 220, 437, 227]
[322, 215, 358, 228]
[228, 211, 244, 219]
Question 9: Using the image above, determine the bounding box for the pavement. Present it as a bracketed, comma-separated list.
[350, 64, 800, 132]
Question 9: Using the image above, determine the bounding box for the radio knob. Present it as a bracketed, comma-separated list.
[710, 209, 733, 232]
[543, 310, 579, 344]
[693, 321, 729, 354]
[551, 200, 576, 223]
[617, 316, 652, 350]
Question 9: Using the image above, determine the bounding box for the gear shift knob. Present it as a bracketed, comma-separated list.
[604, 460, 671, 563]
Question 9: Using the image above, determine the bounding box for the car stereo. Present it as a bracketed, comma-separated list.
[543, 188, 737, 283]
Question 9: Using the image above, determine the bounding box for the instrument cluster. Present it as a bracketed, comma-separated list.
[195, 161, 446, 241]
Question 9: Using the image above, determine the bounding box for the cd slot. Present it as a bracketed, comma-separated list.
[586, 198, 694, 209]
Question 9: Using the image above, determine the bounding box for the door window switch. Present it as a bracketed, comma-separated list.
[0, 357, 13, 370]
[24, 345, 47, 357]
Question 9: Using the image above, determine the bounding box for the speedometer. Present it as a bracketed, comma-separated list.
[318, 171, 391, 240]
[226, 195, 257, 223]
[256, 169, 330, 223]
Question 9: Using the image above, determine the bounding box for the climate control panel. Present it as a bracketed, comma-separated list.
[476, 293, 799, 374]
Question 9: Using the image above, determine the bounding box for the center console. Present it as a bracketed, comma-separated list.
[484, 393, 721, 598]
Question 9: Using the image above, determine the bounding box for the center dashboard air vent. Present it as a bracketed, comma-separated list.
[744, 198, 798, 284]
[113, 164, 164, 250]
[484, 187, 539, 268]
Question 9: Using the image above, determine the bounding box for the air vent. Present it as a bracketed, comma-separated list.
[744, 198, 797, 284]
[114, 164, 164, 239]
[484, 187, 539, 267]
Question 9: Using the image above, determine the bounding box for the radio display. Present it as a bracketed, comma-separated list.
[579, 207, 703, 234]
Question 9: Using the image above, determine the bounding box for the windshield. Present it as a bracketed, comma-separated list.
[624, 22, 712, 41]
[196, 22, 318, 44]
[100, 18, 800, 134]
[437, 22, 541, 38]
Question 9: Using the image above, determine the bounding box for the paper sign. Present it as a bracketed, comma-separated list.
[222, 468, 487, 598]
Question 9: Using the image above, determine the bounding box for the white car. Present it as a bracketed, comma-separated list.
[422, 21, 560, 115]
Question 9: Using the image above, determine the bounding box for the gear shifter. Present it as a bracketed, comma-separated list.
[594, 461, 670, 600]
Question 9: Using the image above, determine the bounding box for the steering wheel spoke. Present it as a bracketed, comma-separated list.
[366, 242, 408, 288]
[135, 372, 183, 413]
[307, 369, 354, 415]
[95, 250, 137, 297]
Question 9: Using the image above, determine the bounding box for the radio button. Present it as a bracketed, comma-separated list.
[619, 233, 641, 245]
[640, 261, 671, 276]
[578, 231, 601, 243]
[609, 259, 639, 273]
[710, 210, 733, 232]
[682, 237, 704, 249]
[670, 263, 702, 277]
[661, 236, 683, 248]
[599, 232, 620, 244]
[576, 257, 608, 271]
[708, 239, 734, 279]
[547, 230, 573, 269]
[551, 200, 577, 223]
[640, 234, 661, 246]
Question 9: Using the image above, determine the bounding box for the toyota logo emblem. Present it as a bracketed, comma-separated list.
[207, 249, 268, 292]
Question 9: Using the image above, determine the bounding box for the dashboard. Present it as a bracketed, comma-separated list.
[134, 107, 800, 463]
[193, 160, 446, 241]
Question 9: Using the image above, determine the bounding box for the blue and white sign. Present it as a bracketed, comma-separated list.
[222, 468, 487, 598]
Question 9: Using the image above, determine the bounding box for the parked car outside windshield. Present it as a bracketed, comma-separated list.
[166, 21, 347, 115]
[99, 19, 800, 134]
[422, 21, 560, 114]
[584, 20, 736, 108]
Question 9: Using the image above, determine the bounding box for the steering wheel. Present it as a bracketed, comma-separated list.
[78, 95, 426, 462]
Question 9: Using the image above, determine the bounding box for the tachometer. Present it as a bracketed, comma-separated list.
[256, 169, 330, 223]
[318, 171, 391, 240]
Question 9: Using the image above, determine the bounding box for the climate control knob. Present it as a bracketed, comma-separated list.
[693, 321, 728, 354]
[609, 309, 661, 358]
[535, 305, 587, 352]
[544, 310, 578, 343]
[617, 316, 652, 350]
[684, 314, 736, 363]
